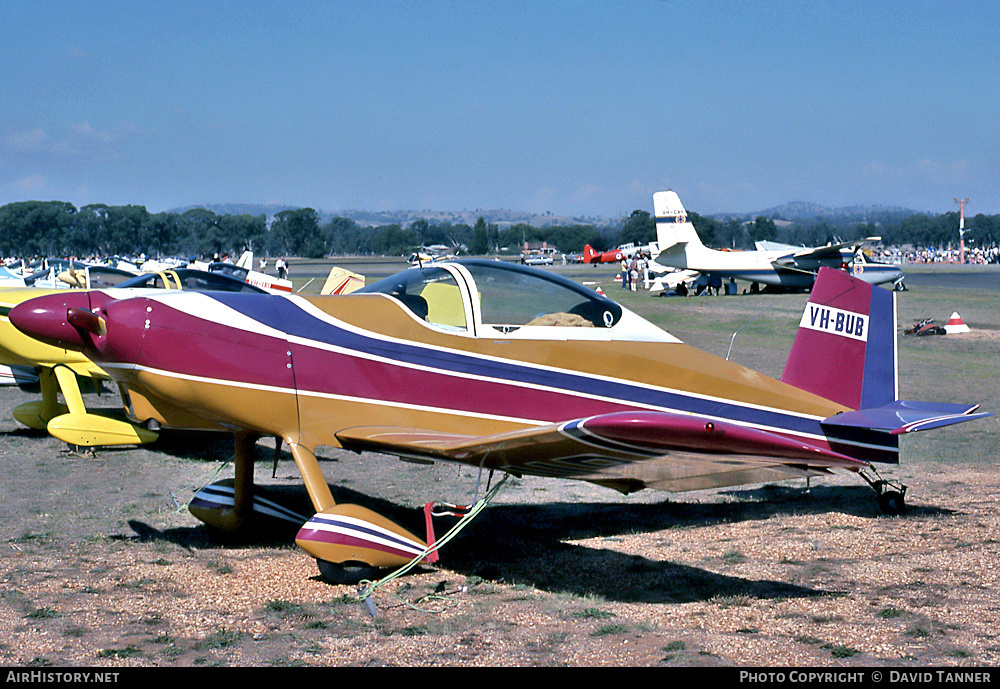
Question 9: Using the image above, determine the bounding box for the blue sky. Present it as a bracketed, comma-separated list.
[3, 1, 998, 218]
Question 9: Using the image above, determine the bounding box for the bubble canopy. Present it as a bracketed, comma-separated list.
[357, 259, 625, 332]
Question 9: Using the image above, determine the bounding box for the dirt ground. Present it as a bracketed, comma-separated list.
[1, 262, 998, 667]
[1, 379, 998, 668]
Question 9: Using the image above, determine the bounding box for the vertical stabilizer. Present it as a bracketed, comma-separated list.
[320, 267, 365, 295]
[782, 267, 897, 410]
[653, 191, 704, 251]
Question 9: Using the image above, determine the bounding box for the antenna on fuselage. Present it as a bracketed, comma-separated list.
[726, 304, 776, 361]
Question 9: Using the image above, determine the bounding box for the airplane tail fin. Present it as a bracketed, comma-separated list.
[782, 266, 897, 410]
[236, 251, 253, 269]
[320, 266, 365, 295]
[785, 267, 990, 465]
[583, 245, 599, 263]
[653, 191, 704, 252]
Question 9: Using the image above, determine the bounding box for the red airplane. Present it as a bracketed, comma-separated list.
[583, 244, 644, 264]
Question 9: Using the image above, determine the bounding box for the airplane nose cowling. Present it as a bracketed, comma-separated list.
[9, 292, 97, 351]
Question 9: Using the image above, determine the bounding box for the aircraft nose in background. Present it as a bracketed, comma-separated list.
[9, 292, 96, 351]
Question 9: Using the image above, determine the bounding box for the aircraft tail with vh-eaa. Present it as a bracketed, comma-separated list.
[652, 190, 723, 268]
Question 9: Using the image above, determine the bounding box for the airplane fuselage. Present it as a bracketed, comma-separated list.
[657, 245, 902, 289]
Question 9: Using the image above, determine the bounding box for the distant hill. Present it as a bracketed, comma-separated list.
[712, 202, 919, 226]
[170, 203, 301, 218]
[170, 203, 620, 228]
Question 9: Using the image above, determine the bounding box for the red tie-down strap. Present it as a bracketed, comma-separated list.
[423, 502, 473, 564]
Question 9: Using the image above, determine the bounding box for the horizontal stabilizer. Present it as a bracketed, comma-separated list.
[823, 401, 991, 436]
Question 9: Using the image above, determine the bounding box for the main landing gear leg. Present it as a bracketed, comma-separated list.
[288, 442, 430, 585]
[12, 367, 67, 430]
[859, 465, 907, 515]
[230, 431, 260, 531]
[188, 431, 261, 536]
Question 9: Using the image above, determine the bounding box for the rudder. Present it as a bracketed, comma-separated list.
[782, 267, 897, 410]
[653, 191, 703, 251]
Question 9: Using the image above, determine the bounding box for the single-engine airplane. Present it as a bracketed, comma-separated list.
[0, 269, 268, 447]
[207, 251, 294, 294]
[408, 245, 459, 265]
[10, 260, 988, 583]
[653, 191, 905, 291]
[582, 241, 660, 265]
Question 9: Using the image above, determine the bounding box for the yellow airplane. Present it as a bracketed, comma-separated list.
[0, 268, 267, 447]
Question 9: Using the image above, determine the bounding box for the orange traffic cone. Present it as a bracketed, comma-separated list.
[944, 312, 971, 334]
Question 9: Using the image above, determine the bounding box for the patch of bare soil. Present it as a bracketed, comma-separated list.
[1, 385, 999, 667]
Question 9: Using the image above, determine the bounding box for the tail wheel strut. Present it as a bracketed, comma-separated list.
[859, 465, 907, 515]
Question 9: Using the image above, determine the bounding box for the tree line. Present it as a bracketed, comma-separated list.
[1, 199, 996, 260]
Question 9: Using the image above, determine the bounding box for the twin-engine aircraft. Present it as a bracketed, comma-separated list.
[10, 259, 988, 583]
[653, 191, 905, 291]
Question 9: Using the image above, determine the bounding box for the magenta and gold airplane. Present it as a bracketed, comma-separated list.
[9, 260, 989, 583]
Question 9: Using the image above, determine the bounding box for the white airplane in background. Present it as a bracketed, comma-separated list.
[652, 191, 905, 291]
[408, 245, 460, 265]
[207, 251, 294, 294]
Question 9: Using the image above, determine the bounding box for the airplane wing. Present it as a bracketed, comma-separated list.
[648, 268, 699, 293]
[755, 241, 800, 252]
[336, 411, 866, 493]
[783, 237, 882, 262]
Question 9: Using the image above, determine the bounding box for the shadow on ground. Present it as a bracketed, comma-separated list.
[114, 476, 957, 606]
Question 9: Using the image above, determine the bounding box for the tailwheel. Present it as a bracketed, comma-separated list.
[878, 489, 906, 516]
[316, 559, 385, 585]
[859, 466, 908, 515]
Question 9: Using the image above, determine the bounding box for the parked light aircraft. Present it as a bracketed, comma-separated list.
[653, 191, 905, 291]
[0, 269, 268, 447]
[0, 263, 137, 290]
[10, 260, 988, 583]
[582, 241, 660, 265]
[408, 245, 459, 265]
[207, 251, 293, 294]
